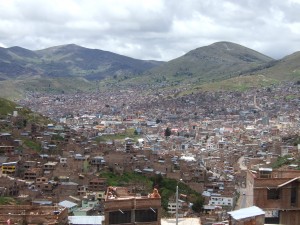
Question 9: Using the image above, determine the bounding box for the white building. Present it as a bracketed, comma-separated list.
[209, 194, 234, 207]
[168, 200, 183, 214]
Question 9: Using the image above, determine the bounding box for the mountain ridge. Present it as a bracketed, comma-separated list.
[0, 41, 300, 99]
[0, 44, 164, 81]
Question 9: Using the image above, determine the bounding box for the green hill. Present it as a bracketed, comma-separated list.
[139, 41, 273, 85]
[249, 51, 300, 81]
[0, 44, 163, 81]
[0, 97, 17, 115]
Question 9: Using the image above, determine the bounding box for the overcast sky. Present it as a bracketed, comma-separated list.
[1, 0, 300, 61]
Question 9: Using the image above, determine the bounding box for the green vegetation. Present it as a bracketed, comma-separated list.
[23, 139, 41, 152]
[197, 75, 277, 93]
[0, 197, 18, 205]
[151, 175, 203, 212]
[99, 172, 152, 189]
[98, 172, 204, 212]
[285, 95, 298, 100]
[51, 134, 65, 141]
[95, 128, 141, 142]
[271, 155, 299, 169]
[0, 98, 17, 116]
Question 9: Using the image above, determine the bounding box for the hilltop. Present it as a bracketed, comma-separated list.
[140, 41, 274, 85]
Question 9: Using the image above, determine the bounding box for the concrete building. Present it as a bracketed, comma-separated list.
[0, 205, 68, 224]
[104, 186, 162, 225]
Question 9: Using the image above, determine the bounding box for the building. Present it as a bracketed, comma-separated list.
[88, 178, 107, 192]
[104, 186, 162, 225]
[208, 194, 234, 207]
[68, 216, 104, 225]
[246, 169, 300, 224]
[0, 205, 68, 224]
[228, 206, 265, 225]
[1, 161, 17, 175]
[167, 200, 184, 215]
[59, 200, 78, 214]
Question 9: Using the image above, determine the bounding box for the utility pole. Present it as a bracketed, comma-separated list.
[176, 179, 182, 225]
[176, 184, 179, 225]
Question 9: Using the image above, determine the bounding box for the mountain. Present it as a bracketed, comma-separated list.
[140, 42, 274, 85]
[0, 44, 164, 81]
[1, 41, 300, 99]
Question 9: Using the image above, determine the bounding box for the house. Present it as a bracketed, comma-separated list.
[88, 178, 107, 192]
[208, 194, 235, 207]
[1, 161, 18, 175]
[59, 200, 78, 214]
[167, 200, 183, 215]
[36, 177, 54, 192]
[246, 169, 300, 224]
[43, 161, 58, 171]
[24, 168, 42, 180]
[0, 145, 14, 156]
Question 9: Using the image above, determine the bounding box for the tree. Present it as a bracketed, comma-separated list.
[156, 118, 162, 124]
[192, 196, 204, 213]
[164, 127, 171, 138]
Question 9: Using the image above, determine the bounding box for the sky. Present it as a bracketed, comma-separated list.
[1, 0, 300, 61]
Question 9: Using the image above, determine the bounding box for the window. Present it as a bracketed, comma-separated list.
[267, 189, 280, 200]
[291, 186, 297, 205]
[109, 210, 131, 224]
[135, 209, 157, 222]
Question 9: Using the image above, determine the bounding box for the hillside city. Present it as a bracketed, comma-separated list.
[0, 80, 299, 224]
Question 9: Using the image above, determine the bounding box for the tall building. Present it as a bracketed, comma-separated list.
[104, 186, 162, 225]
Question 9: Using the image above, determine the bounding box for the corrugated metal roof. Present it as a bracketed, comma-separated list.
[228, 206, 265, 220]
[59, 200, 78, 208]
[68, 216, 104, 225]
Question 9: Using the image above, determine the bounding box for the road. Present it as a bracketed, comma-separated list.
[234, 156, 248, 210]
[237, 156, 247, 170]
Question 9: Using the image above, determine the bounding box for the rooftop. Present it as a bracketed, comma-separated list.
[228, 206, 265, 220]
[161, 218, 201, 225]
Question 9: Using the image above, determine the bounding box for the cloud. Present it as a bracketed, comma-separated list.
[0, 0, 300, 60]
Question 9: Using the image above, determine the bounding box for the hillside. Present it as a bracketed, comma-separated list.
[0, 44, 163, 81]
[0, 97, 17, 115]
[138, 41, 274, 85]
[249, 51, 300, 81]
[0, 77, 97, 100]
[0, 97, 51, 124]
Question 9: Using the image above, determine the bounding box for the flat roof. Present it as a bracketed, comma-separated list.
[59, 200, 77, 208]
[161, 218, 201, 225]
[259, 168, 272, 172]
[68, 216, 103, 225]
[228, 206, 265, 220]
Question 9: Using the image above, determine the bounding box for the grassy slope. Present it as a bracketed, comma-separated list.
[0, 77, 97, 100]
[255, 52, 300, 81]
[0, 97, 17, 115]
